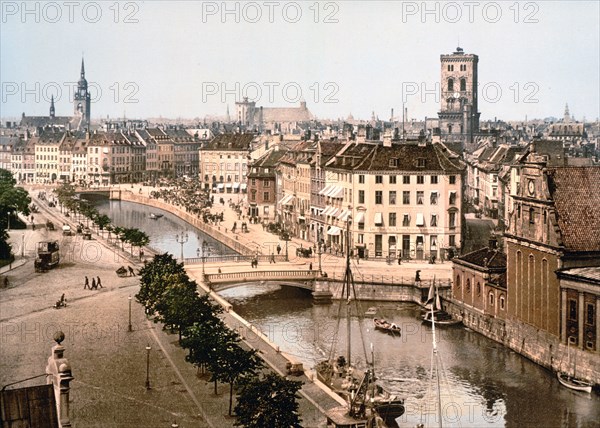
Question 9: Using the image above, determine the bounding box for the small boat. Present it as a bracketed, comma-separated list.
[557, 372, 592, 393]
[373, 318, 401, 335]
[149, 213, 163, 219]
[421, 279, 462, 326]
[557, 338, 592, 393]
[365, 306, 377, 316]
[422, 310, 463, 326]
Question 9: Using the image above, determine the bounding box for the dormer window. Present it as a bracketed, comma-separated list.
[389, 158, 398, 167]
[417, 158, 426, 168]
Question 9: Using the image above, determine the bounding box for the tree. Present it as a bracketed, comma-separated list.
[94, 214, 111, 236]
[234, 373, 303, 428]
[136, 253, 187, 315]
[123, 228, 150, 258]
[215, 342, 263, 415]
[0, 169, 31, 259]
[154, 280, 203, 341]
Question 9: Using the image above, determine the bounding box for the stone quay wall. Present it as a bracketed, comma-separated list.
[445, 300, 600, 386]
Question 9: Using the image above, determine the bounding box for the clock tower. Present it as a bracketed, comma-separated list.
[74, 58, 91, 128]
[438, 47, 480, 141]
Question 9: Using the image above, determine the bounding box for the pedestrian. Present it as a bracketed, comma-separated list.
[84, 276, 89, 290]
[270, 253, 275, 264]
[97, 276, 102, 288]
[309, 262, 313, 271]
[91, 277, 97, 290]
[128, 266, 135, 276]
[398, 256, 401, 265]
[415, 270, 421, 283]
[139, 249, 144, 261]
[277, 244, 281, 255]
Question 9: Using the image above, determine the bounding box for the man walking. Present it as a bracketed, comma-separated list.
[91, 277, 97, 290]
[97, 276, 103, 288]
[84, 276, 89, 290]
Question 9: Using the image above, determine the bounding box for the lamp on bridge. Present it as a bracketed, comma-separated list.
[175, 232, 188, 264]
[197, 240, 210, 277]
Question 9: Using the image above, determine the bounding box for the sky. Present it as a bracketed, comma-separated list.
[1, 1, 599, 122]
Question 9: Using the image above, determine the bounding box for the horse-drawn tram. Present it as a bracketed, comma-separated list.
[35, 241, 60, 272]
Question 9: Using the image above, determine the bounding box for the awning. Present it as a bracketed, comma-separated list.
[279, 194, 295, 205]
[329, 208, 340, 217]
[374, 212, 383, 225]
[327, 226, 341, 236]
[217, 183, 224, 189]
[225, 183, 232, 188]
[328, 186, 344, 199]
[354, 211, 365, 224]
[233, 183, 240, 189]
[319, 184, 333, 196]
[338, 209, 351, 222]
[298, 216, 305, 221]
[310, 206, 323, 214]
[416, 213, 425, 226]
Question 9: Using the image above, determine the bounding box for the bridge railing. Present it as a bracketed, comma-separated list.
[206, 270, 318, 283]
[185, 254, 286, 265]
[323, 271, 452, 289]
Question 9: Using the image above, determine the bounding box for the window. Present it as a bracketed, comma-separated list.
[456, 275, 461, 289]
[389, 176, 397, 184]
[389, 159, 398, 167]
[359, 175, 365, 184]
[389, 213, 397, 227]
[375, 175, 383, 184]
[358, 190, 365, 204]
[569, 299, 577, 321]
[402, 214, 410, 227]
[403, 191, 410, 205]
[490, 293, 495, 306]
[358, 221, 364, 231]
[417, 158, 426, 168]
[448, 78, 454, 92]
[431, 214, 438, 227]
[529, 208, 535, 224]
[403, 176, 410, 184]
[449, 175, 456, 184]
[449, 235, 456, 247]
[449, 212, 457, 228]
[417, 175, 424, 184]
[500, 295, 505, 310]
[417, 191, 424, 205]
[431, 175, 438, 184]
[477, 282, 481, 296]
[250, 190, 256, 202]
[358, 233, 364, 243]
[389, 191, 397, 205]
[375, 191, 383, 204]
[449, 191, 457, 205]
[263, 192, 269, 201]
[587, 303, 595, 326]
[466, 279, 471, 293]
[263, 180, 270, 187]
[430, 192, 438, 205]
[460, 78, 466, 92]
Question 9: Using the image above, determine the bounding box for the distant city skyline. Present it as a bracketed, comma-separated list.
[1, 1, 598, 122]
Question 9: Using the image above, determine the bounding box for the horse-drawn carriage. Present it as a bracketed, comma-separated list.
[296, 247, 313, 258]
[46, 220, 55, 231]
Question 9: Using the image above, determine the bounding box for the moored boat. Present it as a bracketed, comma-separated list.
[421, 280, 462, 326]
[373, 318, 402, 335]
[557, 372, 592, 393]
[149, 213, 163, 219]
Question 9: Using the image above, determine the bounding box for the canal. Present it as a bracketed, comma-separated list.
[98, 199, 600, 428]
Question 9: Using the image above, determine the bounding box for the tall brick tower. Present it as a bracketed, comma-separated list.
[438, 47, 480, 141]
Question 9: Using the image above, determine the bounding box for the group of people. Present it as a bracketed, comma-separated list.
[83, 276, 103, 290]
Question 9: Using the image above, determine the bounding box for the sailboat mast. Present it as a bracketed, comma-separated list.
[345, 216, 352, 366]
[431, 290, 443, 428]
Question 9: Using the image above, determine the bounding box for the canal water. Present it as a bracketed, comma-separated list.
[93, 199, 236, 258]
[99, 199, 600, 428]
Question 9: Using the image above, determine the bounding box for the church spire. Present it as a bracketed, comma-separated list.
[50, 95, 55, 118]
[80, 57, 85, 79]
[564, 103, 570, 122]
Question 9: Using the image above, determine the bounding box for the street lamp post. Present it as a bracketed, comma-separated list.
[145, 344, 151, 390]
[197, 240, 209, 277]
[175, 232, 188, 264]
[128, 295, 132, 332]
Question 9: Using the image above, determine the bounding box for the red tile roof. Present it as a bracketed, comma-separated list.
[547, 167, 600, 252]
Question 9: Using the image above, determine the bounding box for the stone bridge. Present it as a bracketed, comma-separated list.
[75, 187, 120, 200]
[201, 269, 445, 303]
